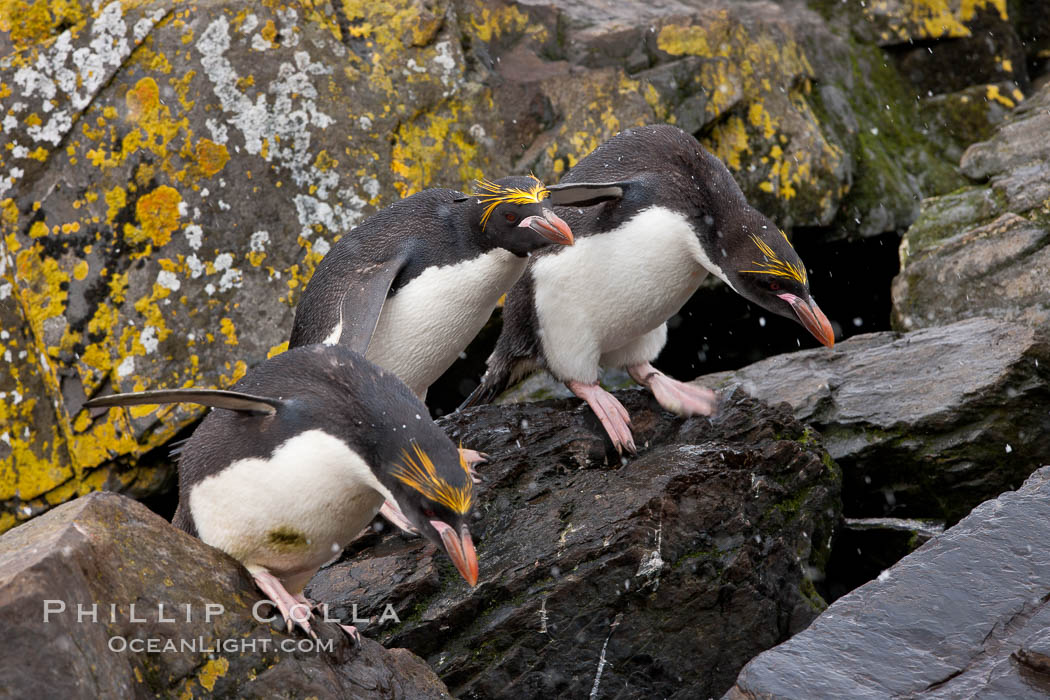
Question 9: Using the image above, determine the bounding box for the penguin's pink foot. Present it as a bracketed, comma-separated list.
[252, 570, 316, 639]
[566, 380, 637, 455]
[340, 624, 362, 644]
[293, 592, 320, 612]
[458, 448, 488, 484]
[628, 363, 717, 417]
[380, 501, 419, 535]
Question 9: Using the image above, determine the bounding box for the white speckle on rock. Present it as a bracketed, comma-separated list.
[241, 13, 259, 34]
[214, 253, 233, 270]
[361, 177, 380, 199]
[313, 238, 330, 256]
[140, 326, 159, 354]
[249, 230, 270, 251]
[205, 283, 216, 296]
[117, 354, 135, 378]
[1005, 444, 1012, 453]
[251, 32, 273, 52]
[184, 224, 203, 250]
[186, 254, 204, 279]
[358, 115, 372, 130]
[205, 118, 228, 144]
[156, 269, 180, 291]
[432, 41, 457, 87]
[0, 282, 11, 300]
[218, 267, 242, 292]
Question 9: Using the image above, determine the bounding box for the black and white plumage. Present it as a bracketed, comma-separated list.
[288, 175, 603, 400]
[462, 125, 834, 454]
[85, 344, 478, 638]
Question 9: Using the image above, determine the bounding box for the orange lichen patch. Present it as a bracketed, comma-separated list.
[126, 185, 182, 247]
[260, 18, 278, 45]
[195, 139, 229, 177]
[126, 76, 161, 122]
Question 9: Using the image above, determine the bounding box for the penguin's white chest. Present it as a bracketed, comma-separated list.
[366, 249, 528, 397]
[188, 430, 392, 592]
[531, 206, 720, 378]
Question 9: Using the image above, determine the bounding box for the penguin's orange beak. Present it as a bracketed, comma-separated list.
[778, 293, 835, 348]
[431, 520, 479, 586]
[520, 209, 574, 246]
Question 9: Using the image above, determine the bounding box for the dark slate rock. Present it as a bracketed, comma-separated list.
[724, 465, 1050, 699]
[308, 389, 841, 699]
[0, 492, 450, 699]
[700, 317, 1050, 523]
[893, 81, 1050, 333]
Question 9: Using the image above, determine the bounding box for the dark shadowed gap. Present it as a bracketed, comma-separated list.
[428, 230, 903, 416]
[139, 419, 198, 522]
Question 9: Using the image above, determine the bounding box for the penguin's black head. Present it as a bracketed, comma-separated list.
[384, 438, 479, 586]
[718, 210, 835, 348]
[468, 175, 574, 254]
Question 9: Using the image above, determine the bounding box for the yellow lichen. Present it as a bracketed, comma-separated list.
[195, 139, 229, 177]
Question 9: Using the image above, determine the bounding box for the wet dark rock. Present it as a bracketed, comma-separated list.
[0, 492, 450, 699]
[724, 465, 1050, 700]
[307, 390, 841, 699]
[893, 81, 1050, 332]
[701, 317, 1050, 523]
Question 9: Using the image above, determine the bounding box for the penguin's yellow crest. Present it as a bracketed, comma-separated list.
[471, 176, 549, 231]
[391, 442, 473, 515]
[740, 232, 808, 285]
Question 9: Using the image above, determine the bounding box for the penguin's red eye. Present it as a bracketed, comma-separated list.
[769, 281, 781, 291]
[504, 212, 518, 223]
[423, 508, 436, 518]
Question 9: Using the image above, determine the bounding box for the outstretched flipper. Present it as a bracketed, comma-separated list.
[85, 388, 281, 415]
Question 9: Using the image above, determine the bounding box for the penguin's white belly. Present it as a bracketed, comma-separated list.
[532, 206, 710, 380]
[188, 430, 392, 587]
[366, 249, 528, 397]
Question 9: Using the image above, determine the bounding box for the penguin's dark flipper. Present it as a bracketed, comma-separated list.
[545, 181, 633, 207]
[330, 254, 407, 354]
[85, 389, 280, 416]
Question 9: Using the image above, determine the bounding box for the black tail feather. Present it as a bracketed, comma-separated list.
[458, 366, 510, 410]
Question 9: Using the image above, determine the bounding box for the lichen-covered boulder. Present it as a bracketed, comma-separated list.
[0, 0, 506, 530]
[892, 81, 1050, 332]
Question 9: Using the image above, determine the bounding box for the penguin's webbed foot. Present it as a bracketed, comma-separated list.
[252, 570, 317, 639]
[380, 500, 420, 535]
[629, 363, 717, 418]
[566, 380, 637, 455]
[458, 448, 488, 484]
[340, 624, 362, 645]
